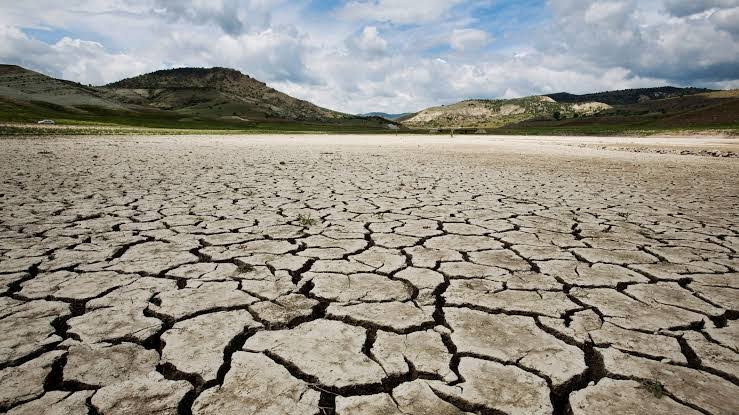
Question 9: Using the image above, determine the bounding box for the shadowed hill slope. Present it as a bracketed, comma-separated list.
[546, 87, 713, 106]
[0, 64, 127, 110]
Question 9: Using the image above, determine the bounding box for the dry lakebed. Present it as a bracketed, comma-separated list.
[0, 134, 737, 415]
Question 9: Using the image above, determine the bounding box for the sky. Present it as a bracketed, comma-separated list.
[1, 0, 738, 113]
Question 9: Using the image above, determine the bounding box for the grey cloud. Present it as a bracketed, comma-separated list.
[149, 26, 319, 85]
[336, 0, 465, 24]
[711, 7, 739, 35]
[152, 0, 271, 35]
[663, 0, 738, 17]
[546, 0, 739, 83]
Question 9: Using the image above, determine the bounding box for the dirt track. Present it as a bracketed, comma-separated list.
[1, 134, 737, 414]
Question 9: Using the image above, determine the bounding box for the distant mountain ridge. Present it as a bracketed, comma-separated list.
[545, 86, 714, 106]
[359, 112, 412, 120]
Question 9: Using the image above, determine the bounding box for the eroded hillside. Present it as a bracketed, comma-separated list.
[402, 96, 610, 128]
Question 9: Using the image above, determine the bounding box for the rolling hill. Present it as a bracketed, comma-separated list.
[0, 64, 394, 131]
[0, 64, 126, 110]
[545, 87, 713, 106]
[104, 67, 348, 122]
[507, 89, 739, 134]
[401, 96, 611, 128]
[400, 86, 737, 133]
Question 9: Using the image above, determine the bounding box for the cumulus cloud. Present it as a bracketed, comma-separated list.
[547, 0, 739, 83]
[273, 44, 670, 114]
[347, 26, 388, 56]
[152, 0, 250, 35]
[0, 25, 154, 84]
[663, 0, 738, 17]
[711, 7, 739, 36]
[583, 1, 631, 24]
[336, 0, 465, 24]
[450, 28, 491, 51]
[150, 0, 292, 35]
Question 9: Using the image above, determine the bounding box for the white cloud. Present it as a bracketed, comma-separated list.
[154, 27, 316, 83]
[0, 25, 154, 84]
[584, 1, 631, 24]
[663, 0, 738, 17]
[273, 45, 669, 114]
[546, 0, 739, 82]
[336, 0, 465, 24]
[450, 28, 491, 51]
[348, 26, 388, 55]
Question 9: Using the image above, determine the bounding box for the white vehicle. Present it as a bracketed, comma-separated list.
[37, 119, 55, 125]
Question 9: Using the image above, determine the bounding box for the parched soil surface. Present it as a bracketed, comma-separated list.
[0, 134, 737, 415]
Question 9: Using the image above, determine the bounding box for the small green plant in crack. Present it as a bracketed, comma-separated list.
[237, 263, 255, 273]
[373, 212, 385, 220]
[297, 214, 319, 227]
[617, 211, 631, 220]
[641, 379, 665, 399]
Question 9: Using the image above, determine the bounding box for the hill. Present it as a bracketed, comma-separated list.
[401, 86, 736, 133]
[546, 86, 713, 106]
[401, 96, 611, 128]
[0, 64, 126, 110]
[503, 90, 739, 135]
[0, 65, 395, 131]
[104, 67, 348, 122]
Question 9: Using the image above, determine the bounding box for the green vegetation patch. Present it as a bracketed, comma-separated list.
[297, 214, 319, 227]
[641, 379, 665, 399]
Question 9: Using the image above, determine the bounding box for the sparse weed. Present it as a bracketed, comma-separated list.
[617, 211, 631, 220]
[641, 379, 664, 399]
[374, 212, 385, 220]
[237, 263, 255, 273]
[297, 214, 319, 227]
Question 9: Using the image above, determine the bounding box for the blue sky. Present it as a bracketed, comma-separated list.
[1, 0, 738, 113]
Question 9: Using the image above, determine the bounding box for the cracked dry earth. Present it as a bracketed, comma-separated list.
[0, 134, 738, 415]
